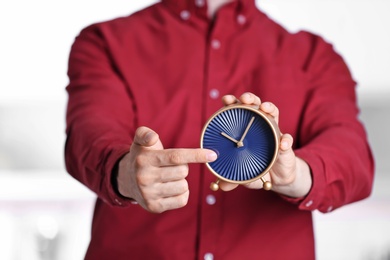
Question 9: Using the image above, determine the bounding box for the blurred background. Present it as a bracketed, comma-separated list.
[0, 0, 389, 259]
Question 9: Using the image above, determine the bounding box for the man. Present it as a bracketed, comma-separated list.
[65, 0, 374, 259]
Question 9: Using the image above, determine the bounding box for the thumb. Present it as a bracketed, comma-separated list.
[279, 133, 294, 157]
[272, 133, 295, 179]
[133, 126, 160, 148]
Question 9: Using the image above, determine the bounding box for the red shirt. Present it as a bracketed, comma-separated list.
[65, 0, 374, 259]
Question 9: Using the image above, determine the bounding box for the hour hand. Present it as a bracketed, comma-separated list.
[221, 132, 239, 144]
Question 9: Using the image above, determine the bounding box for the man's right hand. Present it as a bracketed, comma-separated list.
[116, 126, 217, 213]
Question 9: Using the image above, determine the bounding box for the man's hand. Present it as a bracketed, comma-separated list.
[218, 92, 312, 198]
[116, 126, 217, 213]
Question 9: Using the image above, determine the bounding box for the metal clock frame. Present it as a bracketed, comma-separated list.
[200, 104, 281, 191]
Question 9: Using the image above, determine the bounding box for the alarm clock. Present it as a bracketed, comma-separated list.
[200, 104, 281, 191]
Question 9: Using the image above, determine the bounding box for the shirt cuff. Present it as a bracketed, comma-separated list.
[102, 144, 137, 207]
[285, 148, 327, 211]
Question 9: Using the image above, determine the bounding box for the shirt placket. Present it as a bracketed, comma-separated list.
[197, 16, 230, 260]
[193, 2, 249, 259]
[204, 29, 225, 115]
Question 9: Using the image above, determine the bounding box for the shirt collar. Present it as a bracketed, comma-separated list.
[161, 0, 258, 22]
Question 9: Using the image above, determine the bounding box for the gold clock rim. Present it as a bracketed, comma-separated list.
[200, 104, 281, 185]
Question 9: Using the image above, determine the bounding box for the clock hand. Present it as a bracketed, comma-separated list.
[237, 116, 255, 148]
[221, 132, 239, 144]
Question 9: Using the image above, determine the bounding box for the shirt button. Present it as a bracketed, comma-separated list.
[206, 194, 216, 205]
[180, 10, 190, 20]
[204, 253, 214, 260]
[305, 200, 313, 207]
[195, 0, 205, 7]
[211, 39, 221, 49]
[327, 206, 333, 212]
[237, 14, 246, 25]
[209, 89, 219, 99]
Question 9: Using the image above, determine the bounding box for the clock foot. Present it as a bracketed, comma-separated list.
[210, 179, 220, 191]
[261, 177, 272, 191]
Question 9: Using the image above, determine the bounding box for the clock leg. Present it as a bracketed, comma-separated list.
[261, 176, 272, 191]
[210, 178, 272, 191]
[210, 179, 220, 191]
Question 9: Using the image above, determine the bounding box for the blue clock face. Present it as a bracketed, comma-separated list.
[201, 105, 278, 183]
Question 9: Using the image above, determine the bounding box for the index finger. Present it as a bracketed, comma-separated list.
[152, 148, 218, 166]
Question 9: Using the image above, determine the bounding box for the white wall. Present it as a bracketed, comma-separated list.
[0, 0, 157, 102]
[258, 0, 390, 97]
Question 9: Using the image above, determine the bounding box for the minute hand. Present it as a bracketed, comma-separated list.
[237, 116, 255, 148]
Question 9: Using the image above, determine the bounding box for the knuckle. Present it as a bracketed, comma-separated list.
[145, 200, 164, 214]
[172, 180, 189, 195]
[138, 187, 151, 202]
[179, 180, 189, 193]
[167, 151, 183, 165]
[135, 173, 150, 186]
[178, 164, 189, 178]
[177, 192, 189, 207]
[134, 153, 148, 168]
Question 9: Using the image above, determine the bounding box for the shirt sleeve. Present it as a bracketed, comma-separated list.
[290, 32, 375, 213]
[65, 24, 136, 207]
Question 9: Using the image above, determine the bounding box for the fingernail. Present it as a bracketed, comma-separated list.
[242, 93, 250, 99]
[281, 141, 289, 150]
[144, 132, 153, 143]
[263, 102, 270, 108]
[207, 151, 218, 162]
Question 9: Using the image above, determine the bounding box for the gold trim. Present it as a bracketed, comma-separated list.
[200, 104, 281, 185]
